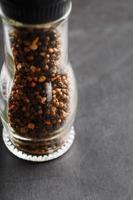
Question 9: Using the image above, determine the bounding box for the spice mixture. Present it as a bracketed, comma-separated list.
[8, 27, 70, 154]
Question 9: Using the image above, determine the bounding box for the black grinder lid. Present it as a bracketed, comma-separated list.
[0, 0, 71, 24]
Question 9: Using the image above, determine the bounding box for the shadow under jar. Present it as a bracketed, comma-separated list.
[0, 0, 77, 161]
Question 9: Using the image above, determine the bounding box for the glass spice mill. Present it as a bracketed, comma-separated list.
[0, 0, 77, 161]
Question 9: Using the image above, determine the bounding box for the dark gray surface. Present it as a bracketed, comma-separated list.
[1, 0, 133, 199]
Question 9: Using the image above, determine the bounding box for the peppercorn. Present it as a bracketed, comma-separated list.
[8, 27, 70, 155]
[28, 123, 35, 129]
[38, 76, 46, 83]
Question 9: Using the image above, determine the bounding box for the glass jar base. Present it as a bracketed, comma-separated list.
[2, 127, 75, 162]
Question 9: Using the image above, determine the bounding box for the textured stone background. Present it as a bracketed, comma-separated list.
[1, 0, 133, 199]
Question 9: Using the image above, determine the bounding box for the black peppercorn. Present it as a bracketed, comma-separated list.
[8, 26, 70, 154]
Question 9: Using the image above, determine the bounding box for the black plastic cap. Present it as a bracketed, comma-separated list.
[0, 0, 71, 24]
